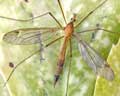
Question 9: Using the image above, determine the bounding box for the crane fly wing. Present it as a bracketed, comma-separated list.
[75, 36, 114, 81]
[3, 27, 61, 45]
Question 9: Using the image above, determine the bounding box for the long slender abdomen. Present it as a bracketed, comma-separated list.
[54, 37, 69, 86]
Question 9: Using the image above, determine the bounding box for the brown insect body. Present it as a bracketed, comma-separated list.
[54, 16, 76, 86]
[2, 0, 116, 92]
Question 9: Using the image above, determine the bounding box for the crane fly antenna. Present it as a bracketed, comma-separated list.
[3, 36, 64, 87]
[57, 0, 67, 24]
[75, 0, 108, 28]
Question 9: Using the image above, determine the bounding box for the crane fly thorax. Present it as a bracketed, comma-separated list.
[64, 22, 74, 38]
[64, 14, 76, 38]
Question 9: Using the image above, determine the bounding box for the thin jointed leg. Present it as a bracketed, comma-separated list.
[57, 0, 67, 24]
[77, 28, 120, 35]
[65, 39, 72, 96]
[3, 36, 64, 87]
[0, 12, 63, 28]
[75, 0, 108, 28]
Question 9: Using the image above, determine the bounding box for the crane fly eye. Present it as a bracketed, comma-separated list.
[71, 18, 76, 22]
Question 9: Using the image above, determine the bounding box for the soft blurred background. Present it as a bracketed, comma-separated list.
[0, 0, 120, 96]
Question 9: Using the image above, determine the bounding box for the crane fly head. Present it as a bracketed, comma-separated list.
[70, 13, 77, 22]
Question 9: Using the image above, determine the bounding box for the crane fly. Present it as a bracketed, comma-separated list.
[1, 0, 119, 93]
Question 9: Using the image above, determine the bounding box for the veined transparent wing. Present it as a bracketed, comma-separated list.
[3, 27, 61, 45]
[74, 33, 114, 81]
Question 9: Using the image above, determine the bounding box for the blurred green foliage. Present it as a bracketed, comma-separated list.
[0, 0, 120, 96]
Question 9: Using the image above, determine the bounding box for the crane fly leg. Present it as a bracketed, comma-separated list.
[77, 28, 120, 36]
[75, 0, 108, 28]
[57, 0, 67, 24]
[3, 36, 64, 87]
[0, 12, 63, 28]
[65, 39, 72, 96]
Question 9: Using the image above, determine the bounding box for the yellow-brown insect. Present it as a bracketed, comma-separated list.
[1, 1, 119, 94]
[54, 15, 76, 86]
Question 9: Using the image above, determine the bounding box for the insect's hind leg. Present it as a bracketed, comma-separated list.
[0, 12, 63, 29]
[77, 28, 120, 36]
[75, 0, 108, 28]
[65, 39, 72, 96]
[3, 36, 64, 87]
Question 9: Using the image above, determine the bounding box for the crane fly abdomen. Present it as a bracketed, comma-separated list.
[54, 37, 69, 86]
[54, 59, 64, 86]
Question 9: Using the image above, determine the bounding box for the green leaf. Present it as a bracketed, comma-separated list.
[94, 39, 120, 96]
